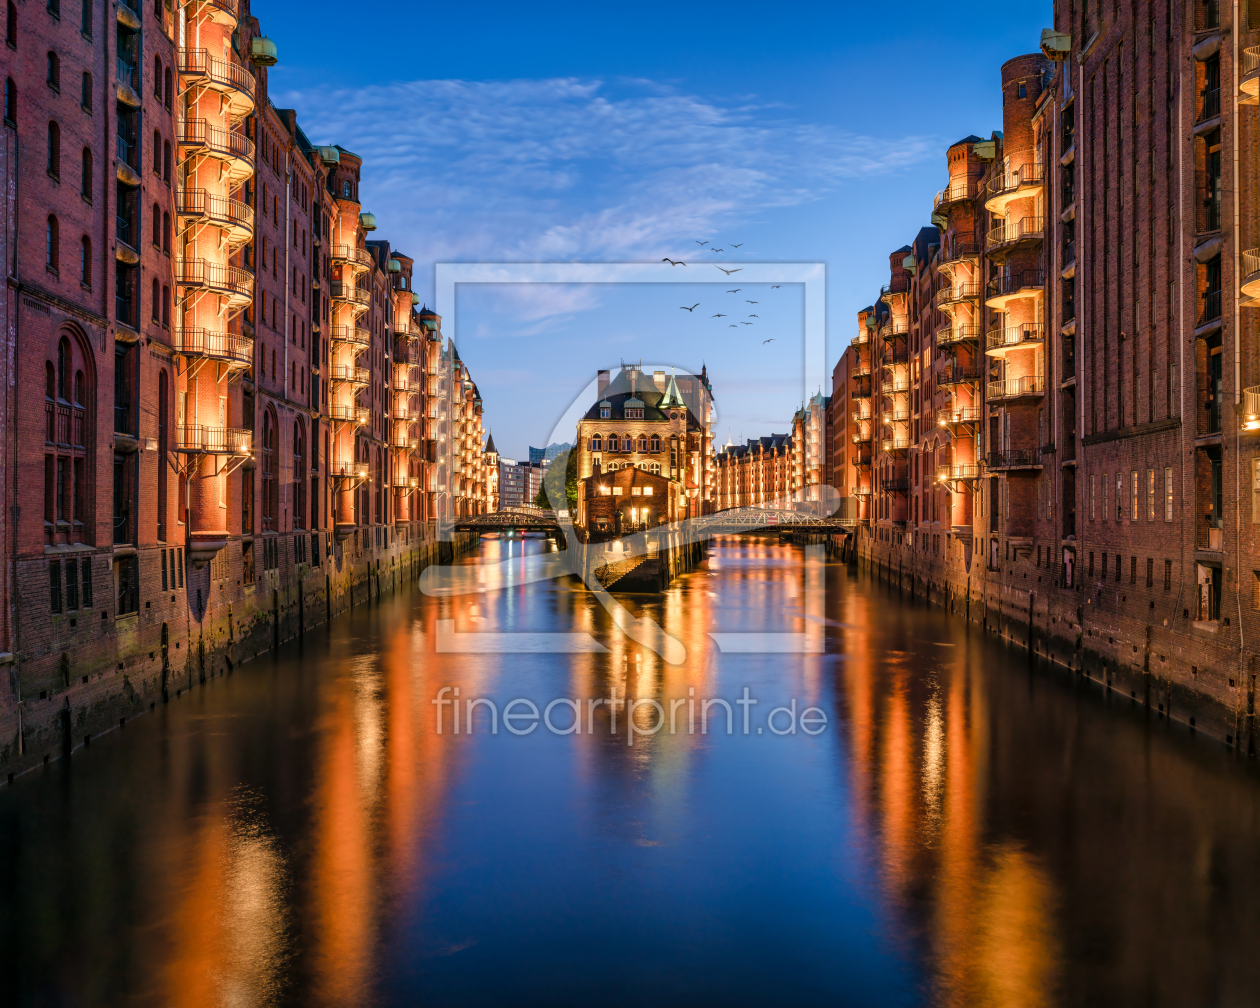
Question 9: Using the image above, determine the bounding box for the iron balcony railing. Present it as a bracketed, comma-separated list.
[178, 48, 256, 99]
[330, 281, 370, 307]
[329, 365, 370, 386]
[987, 216, 1044, 249]
[985, 448, 1041, 469]
[986, 323, 1046, 352]
[330, 245, 375, 269]
[884, 349, 910, 365]
[881, 438, 911, 452]
[391, 434, 419, 450]
[175, 425, 252, 454]
[937, 463, 981, 481]
[986, 161, 1045, 197]
[935, 282, 982, 306]
[175, 258, 253, 299]
[332, 462, 370, 480]
[933, 179, 978, 209]
[1243, 248, 1260, 281]
[851, 329, 870, 346]
[1242, 386, 1260, 433]
[851, 431, 872, 444]
[850, 410, 872, 423]
[392, 407, 416, 422]
[881, 477, 910, 492]
[327, 404, 369, 424]
[939, 240, 980, 264]
[1201, 288, 1223, 324]
[328, 325, 370, 347]
[179, 119, 255, 165]
[987, 376, 1046, 399]
[1062, 239, 1076, 267]
[937, 407, 981, 425]
[173, 328, 253, 366]
[987, 270, 1044, 301]
[936, 324, 982, 348]
[175, 188, 253, 233]
[393, 376, 419, 393]
[184, 0, 240, 23]
[938, 367, 982, 387]
[1199, 87, 1221, 123]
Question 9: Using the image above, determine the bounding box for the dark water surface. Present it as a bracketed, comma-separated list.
[2, 538, 1259, 1007]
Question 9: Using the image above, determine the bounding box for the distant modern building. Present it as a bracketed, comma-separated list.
[529, 443, 571, 466]
[497, 456, 546, 509]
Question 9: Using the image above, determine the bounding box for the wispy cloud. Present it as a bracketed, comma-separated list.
[276, 76, 940, 275]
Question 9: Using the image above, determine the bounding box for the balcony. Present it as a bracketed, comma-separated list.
[985, 216, 1044, 258]
[328, 404, 369, 425]
[933, 179, 978, 210]
[178, 119, 255, 183]
[882, 408, 910, 423]
[176, 188, 253, 245]
[985, 448, 1043, 470]
[938, 367, 982, 389]
[1200, 289, 1222, 326]
[392, 433, 420, 450]
[394, 475, 420, 489]
[330, 281, 370, 308]
[393, 407, 417, 422]
[851, 382, 872, 400]
[852, 430, 872, 444]
[987, 376, 1045, 401]
[332, 462, 370, 482]
[937, 463, 981, 483]
[881, 478, 910, 492]
[939, 240, 980, 267]
[393, 375, 419, 393]
[985, 269, 1044, 310]
[935, 281, 982, 309]
[851, 328, 870, 346]
[1197, 87, 1221, 125]
[329, 365, 370, 387]
[173, 328, 253, 368]
[1243, 249, 1260, 304]
[178, 49, 256, 119]
[183, 0, 238, 28]
[882, 319, 910, 340]
[884, 348, 909, 366]
[985, 322, 1045, 357]
[1242, 46, 1260, 102]
[175, 258, 253, 309]
[881, 438, 911, 454]
[329, 325, 370, 348]
[175, 425, 252, 455]
[937, 407, 981, 428]
[884, 377, 909, 393]
[936, 324, 981, 348]
[330, 244, 374, 272]
[984, 162, 1044, 215]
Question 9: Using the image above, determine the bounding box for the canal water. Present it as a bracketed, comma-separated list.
[2, 537, 1259, 1007]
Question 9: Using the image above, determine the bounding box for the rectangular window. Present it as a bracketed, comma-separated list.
[1130, 556, 1137, 584]
[1102, 553, 1109, 578]
[1131, 471, 1139, 521]
[1253, 571, 1260, 611]
[1116, 473, 1123, 522]
[1165, 560, 1173, 592]
[177, 547, 184, 588]
[1102, 473, 1108, 522]
[66, 559, 78, 610]
[49, 559, 62, 614]
[1088, 551, 1095, 577]
[1146, 558, 1154, 588]
[1089, 474, 1096, 520]
[1115, 553, 1122, 581]
[161, 549, 168, 591]
[1147, 469, 1155, 520]
[81, 558, 92, 607]
[1167, 466, 1175, 522]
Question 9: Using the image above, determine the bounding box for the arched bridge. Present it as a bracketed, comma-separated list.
[697, 507, 857, 536]
[452, 507, 562, 532]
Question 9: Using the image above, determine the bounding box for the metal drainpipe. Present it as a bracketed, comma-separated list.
[1234, 0, 1246, 657]
[1177, 31, 1189, 619]
[8, 121, 20, 751]
[283, 155, 291, 532]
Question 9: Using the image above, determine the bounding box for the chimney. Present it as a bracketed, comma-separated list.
[654, 370, 666, 390]
[597, 370, 610, 396]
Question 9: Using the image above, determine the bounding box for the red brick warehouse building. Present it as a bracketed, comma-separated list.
[0, 0, 495, 776]
[835, 1, 1260, 748]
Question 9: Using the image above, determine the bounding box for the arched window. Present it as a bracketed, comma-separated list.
[293, 420, 307, 529]
[79, 236, 90, 286]
[44, 331, 94, 547]
[47, 121, 60, 176]
[163, 139, 171, 182]
[590, 435, 602, 451]
[650, 462, 661, 475]
[80, 147, 92, 200]
[5, 3, 15, 48]
[152, 130, 161, 175]
[161, 211, 170, 252]
[80, 71, 91, 111]
[163, 67, 172, 109]
[46, 216, 59, 271]
[650, 435, 661, 452]
[46, 52, 59, 91]
[622, 435, 633, 452]
[157, 371, 168, 542]
[151, 203, 161, 247]
[261, 410, 277, 530]
[150, 278, 160, 321]
[3, 78, 14, 126]
[637, 435, 648, 452]
[153, 56, 162, 98]
[161, 285, 170, 326]
[79, 0, 90, 36]
[342, 180, 351, 198]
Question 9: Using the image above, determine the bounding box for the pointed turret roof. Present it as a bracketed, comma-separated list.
[484, 431, 497, 455]
[661, 371, 686, 408]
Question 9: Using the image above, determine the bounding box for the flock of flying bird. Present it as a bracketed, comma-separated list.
[661, 241, 779, 344]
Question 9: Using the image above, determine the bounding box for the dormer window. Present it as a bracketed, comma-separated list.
[625, 408, 643, 419]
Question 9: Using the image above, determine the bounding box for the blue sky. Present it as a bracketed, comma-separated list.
[262, 0, 1052, 459]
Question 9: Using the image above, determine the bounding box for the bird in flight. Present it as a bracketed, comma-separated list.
[695, 240, 709, 246]
[726, 289, 741, 293]
[715, 266, 743, 275]
[730, 243, 744, 248]
[745, 300, 758, 304]
[710, 248, 725, 253]
[729, 324, 737, 328]
[661, 258, 686, 266]
[762, 338, 774, 344]
[741, 321, 753, 325]
[770, 285, 781, 288]
[711, 313, 726, 318]
[748, 314, 759, 318]
[679, 304, 699, 312]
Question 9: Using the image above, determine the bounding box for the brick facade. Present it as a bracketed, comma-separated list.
[0, 0, 494, 777]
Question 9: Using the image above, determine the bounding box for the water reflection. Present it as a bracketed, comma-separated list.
[1, 538, 1259, 1006]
